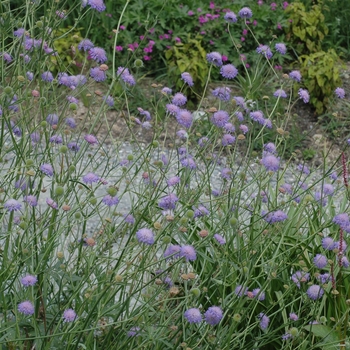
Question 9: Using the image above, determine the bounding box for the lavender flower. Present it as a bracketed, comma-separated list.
[46, 113, 59, 125]
[263, 142, 277, 154]
[256, 45, 273, 59]
[214, 233, 226, 245]
[252, 288, 265, 301]
[172, 93, 187, 106]
[179, 245, 196, 261]
[289, 70, 302, 82]
[18, 301, 35, 315]
[127, 327, 141, 337]
[317, 273, 331, 284]
[26, 71, 34, 81]
[262, 154, 280, 172]
[176, 109, 193, 128]
[181, 72, 194, 86]
[161, 87, 172, 95]
[82, 172, 100, 184]
[291, 271, 310, 288]
[289, 313, 298, 321]
[335, 87, 345, 99]
[211, 110, 229, 127]
[167, 176, 180, 187]
[90, 67, 106, 82]
[4, 198, 22, 212]
[184, 308, 202, 323]
[264, 210, 287, 223]
[63, 308, 77, 322]
[124, 214, 135, 224]
[23, 195, 38, 207]
[89, 47, 107, 63]
[313, 254, 327, 269]
[84, 134, 98, 145]
[250, 110, 265, 124]
[158, 193, 179, 210]
[206, 52, 223, 67]
[224, 11, 237, 23]
[238, 7, 253, 18]
[102, 195, 119, 206]
[41, 71, 54, 82]
[204, 306, 223, 326]
[306, 285, 324, 300]
[164, 244, 181, 259]
[258, 313, 270, 330]
[212, 87, 231, 101]
[20, 274, 38, 287]
[78, 38, 94, 51]
[46, 198, 58, 209]
[221, 168, 232, 180]
[220, 64, 238, 79]
[275, 43, 287, 55]
[49, 135, 63, 144]
[193, 205, 209, 217]
[136, 228, 155, 245]
[66, 117, 77, 128]
[235, 285, 248, 297]
[166, 103, 180, 115]
[298, 88, 310, 103]
[273, 89, 287, 98]
[333, 213, 349, 227]
[68, 141, 80, 152]
[87, 0, 106, 12]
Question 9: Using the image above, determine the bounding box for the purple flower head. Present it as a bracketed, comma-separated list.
[263, 142, 277, 154]
[127, 327, 141, 337]
[214, 233, 226, 245]
[252, 288, 265, 300]
[177, 129, 188, 139]
[4, 198, 22, 212]
[298, 88, 310, 103]
[137, 107, 151, 120]
[84, 134, 98, 145]
[23, 195, 38, 207]
[26, 71, 34, 81]
[90, 67, 106, 82]
[273, 89, 287, 98]
[289, 70, 302, 82]
[289, 313, 298, 321]
[21, 274, 38, 287]
[193, 205, 209, 217]
[78, 39, 94, 51]
[280, 183, 293, 195]
[224, 123, 235, 133]
[322, 184, 334, 196]
[264, 210, 287, 223]
[176, 109, 193, 128]
[235, 285, 248, 297]
[221, 167, 232, 180]
[102, 195, 119, 206]
[63, 308, 77, 322]
[184, 308, 202, 323]
[180, 156, 197, 169]
[239, 124, 248, 134]
[335, 87, 345, 99]
[68, 141, 80, 152]
[234, 96, 246, 108]
[161, 87, 172, 95]
[65, 117, 77, 129]
[41, 71, 54, 82]
[212, 87, 231, 101]
[341, 256, 350, 268]
[306, 285, 324, 300]
[258, 313, 270, 330]
[224, 11, 237, 23]
[204, 306, 223, 326]
[221, 134, 236, 146]
[275, 43, 287, 55]
[82, 172, 99, 184]
[14, 28, 27, 37]
[181, 72, 194, 86]
[250, 110, 264, 124]
[211, 110, 229, 127]
[322, 236, 335, 250]
[256, 45, 273, 59]
[136, 228, 155, 245]
[166, 103, 180, 115]
[164, 244, 181, 259]
[262, 154, 279, 172]
[46, 198, 58, 209]
[220, 64, 238, 79]
[87, 0, 106, 12]
[89, 47, 107, 63]
[206, 52, 223, 67]
[1, 52, 13, 63]
[124, 214, 135, 224]
[180, 245, 196, 261]
[313, 254, 328, 269]
[49, 135, 63, 144]
[172, 93, 187, 106]
[238, 7, 253, 18]
[291, 270, 310, 288]
[18, 301, 35, 315]
[334, 239, 347, 252]
[167, 176, 180, 187]
[317, 273, 331, 284]
[158, 193, 179, 210]
[333, 213, 350, 227]
[297, 163, 310, 175]
[46, 113, 59, 126]
[40, 163, 54, 177]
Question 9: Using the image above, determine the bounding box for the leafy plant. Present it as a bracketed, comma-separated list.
[298, 49, 342, 114]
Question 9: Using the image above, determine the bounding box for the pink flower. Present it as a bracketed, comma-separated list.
[245, 63, 250, 68]
[149, 40, 155, 46]
[127, 44, 135, 51]
[258, 0, 263, 5]
[149, 28, 155, 34]
[242, 29, 248, 36]
[159, 35, 164, 40]
[144, 56, 151, 60]
[115, 46, 123, 51]
[222, 55, 228, 62]
[175, 37, 181, 43]
[241, 37, 245, 42]
[283, 2, 289, 9]
[188, 10, 194, 16]
[253, 20, 257, 26]
[164, 34, 170, 39]
[139, 35, 144, 40]
[277, 23, 282, 30]
[209, 2, 215, 9]
[144, 47, 152, 53]
[197, 8, 202, 12]
[120, 25, 126, 30]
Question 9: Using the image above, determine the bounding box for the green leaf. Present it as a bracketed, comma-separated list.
[303, 325, 340, 349]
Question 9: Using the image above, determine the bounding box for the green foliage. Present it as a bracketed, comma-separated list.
[165, 36, 208, 104]
[298, 49, 342, 114]
[285, 1, 329, 55]
[51, 27, 85, 74]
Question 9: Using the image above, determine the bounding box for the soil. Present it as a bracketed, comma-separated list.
[76, 62, 350, 168]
